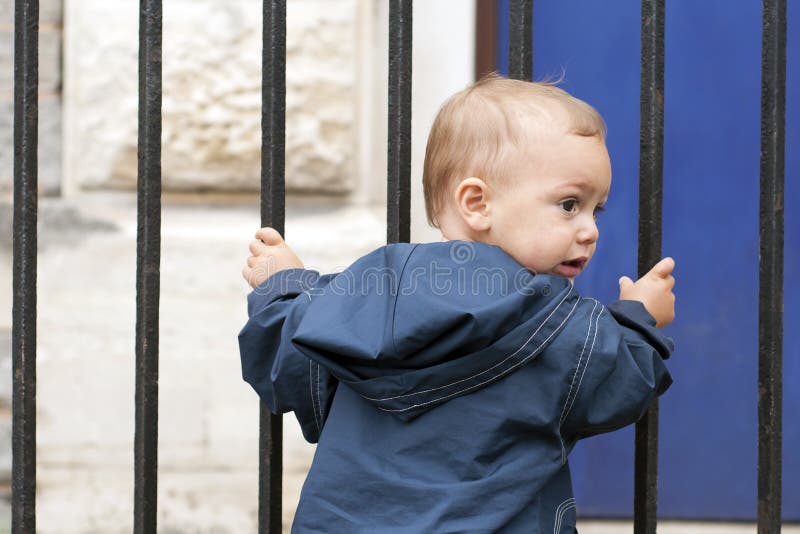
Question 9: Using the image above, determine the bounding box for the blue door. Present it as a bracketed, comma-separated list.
[496, 0, 799, 520]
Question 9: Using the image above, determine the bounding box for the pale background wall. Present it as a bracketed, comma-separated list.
[63, 0, 360, 195]
[1, 0, 475, 531]
[61, 0, 471, 243]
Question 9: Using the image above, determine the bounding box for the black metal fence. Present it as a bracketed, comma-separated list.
[11, 0, 785, 532]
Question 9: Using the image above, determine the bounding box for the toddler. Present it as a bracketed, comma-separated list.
[239, 75, 676, 533]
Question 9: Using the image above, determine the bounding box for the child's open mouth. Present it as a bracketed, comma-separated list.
[556, 257, 588, 277]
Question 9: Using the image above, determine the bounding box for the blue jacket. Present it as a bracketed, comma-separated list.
[238, 241, 674, 533]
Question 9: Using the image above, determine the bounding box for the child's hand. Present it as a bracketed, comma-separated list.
[242, 227, 305, 289]
[618, 257, 676, 328]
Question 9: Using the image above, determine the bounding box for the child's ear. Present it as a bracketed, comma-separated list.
[453, 177, 491, 232]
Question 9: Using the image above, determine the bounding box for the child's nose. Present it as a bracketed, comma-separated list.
[577, 218, 599, 244]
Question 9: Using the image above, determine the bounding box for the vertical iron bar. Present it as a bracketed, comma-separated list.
[508, 0, 532, 80]
[260, 2, 286, 533]
[11, 0, 39, 531]
[634, 1, 664, 532]
[387, 0, 412, 244]
[758, 0, 785, 531]
[134, 0, 162, 532]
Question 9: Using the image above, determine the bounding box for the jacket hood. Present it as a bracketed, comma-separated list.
[292, 241, 578, 420]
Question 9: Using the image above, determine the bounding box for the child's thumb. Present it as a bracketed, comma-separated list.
[618, 276, 634, 290]
[651, 256, 675, 278]
[256, 227, 284, 246]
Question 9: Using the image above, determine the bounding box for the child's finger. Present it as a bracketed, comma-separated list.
[255, 227, 283, 245]
[249, 239, 268, 255]
[650, 257, 675, 278]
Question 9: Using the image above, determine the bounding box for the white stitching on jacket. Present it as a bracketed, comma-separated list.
[563, 307, 604, 423]
[363, 287, 574, 402]
[377, 297, 580, 413]
[558, 300, 599, 427]
[309, 360, 321, 436]
[316, 362, 323, 429]
[558, 300, 599, 464]
[554, 497, 576, 533]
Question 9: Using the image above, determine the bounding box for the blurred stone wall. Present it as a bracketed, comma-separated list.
[0, 1, 473, 530]
[0, 0, 63, 196]
[64, 0, 358, 194]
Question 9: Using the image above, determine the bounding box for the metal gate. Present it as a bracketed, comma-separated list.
[12, 0, 785, 532]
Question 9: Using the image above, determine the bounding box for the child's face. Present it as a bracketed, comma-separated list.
[486, 134, 611, 283]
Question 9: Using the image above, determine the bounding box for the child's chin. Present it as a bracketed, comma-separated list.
[544, 271, 577, 285]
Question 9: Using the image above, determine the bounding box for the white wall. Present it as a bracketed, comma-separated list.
[47, 2, 477, 531]
[63, 0, 475, 245]
[355, 0, 476, 244]
[63, 0, 360, 195]
[410, 1, 475, 243]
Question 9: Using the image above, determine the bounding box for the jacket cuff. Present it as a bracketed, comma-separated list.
[606, 300, 675, 359]
[247, 268, 320, 317]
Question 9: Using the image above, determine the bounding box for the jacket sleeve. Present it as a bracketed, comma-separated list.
[237, 268, 339, 443]
[559, 298, 674, 442]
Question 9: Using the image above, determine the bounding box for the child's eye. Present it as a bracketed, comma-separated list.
[593, 204, 606, 220]
[559, 199, 577, 213]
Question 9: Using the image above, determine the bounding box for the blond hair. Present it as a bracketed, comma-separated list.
[422, 73, 607, 228]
